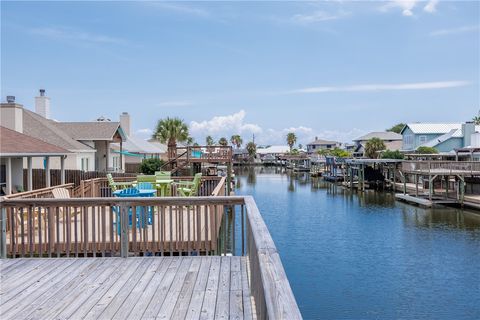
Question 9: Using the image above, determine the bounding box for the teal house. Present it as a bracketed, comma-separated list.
[400, 122, 479, 153]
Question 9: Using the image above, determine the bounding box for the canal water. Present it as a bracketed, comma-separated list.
[234, 166, 480, 320]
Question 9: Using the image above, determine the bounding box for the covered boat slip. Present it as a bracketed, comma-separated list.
[0, 196, 302, 320]
[0, 256, 253, 320]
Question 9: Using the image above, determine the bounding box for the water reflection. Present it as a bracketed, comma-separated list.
[233, 165, 480, 319]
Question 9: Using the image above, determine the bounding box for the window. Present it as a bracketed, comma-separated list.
[81, 157, 89, 171]
[419, 135, 428, 144]
[403, 134, 413, 147]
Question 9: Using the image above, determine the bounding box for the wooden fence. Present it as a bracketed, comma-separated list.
[0, 195, 301, 319]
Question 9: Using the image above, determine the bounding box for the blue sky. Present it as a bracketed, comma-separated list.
[1, 1, 479, 145]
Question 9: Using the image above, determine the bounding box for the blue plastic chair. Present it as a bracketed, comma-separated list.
[137, 182, 153, 190]
[112, 188, 150, 234]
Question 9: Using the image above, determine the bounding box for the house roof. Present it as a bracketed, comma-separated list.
[384, 140, 403, 151]
[256, 145, 290, 154]
[147, 139, 168, 153]
[0, 126, 70, 156]
[112, 135, 165, 154]
[23, 109, 94, 152]
[307, 139, 339, 146]
[353, 131, 402, 142]
[401, 123, 462, 135]
[54, 122, 126, 141]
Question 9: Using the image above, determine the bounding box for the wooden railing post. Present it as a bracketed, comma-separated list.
[1, 206, 7, 259]
[120, 204, 129, 258]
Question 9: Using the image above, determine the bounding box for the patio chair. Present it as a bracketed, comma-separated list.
[176, 173, 202, 197]
[107, 173, 133, 192]
[137, 175, 156, 183]
[155, 171, 172, 196]
[137, 182, 153, 190]
[112, 188, 150, 234]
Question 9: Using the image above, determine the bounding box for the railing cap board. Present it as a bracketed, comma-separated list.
[4, 183, 74, 199]
[244, 196, 302, 319]
[0, 196, 245, 207]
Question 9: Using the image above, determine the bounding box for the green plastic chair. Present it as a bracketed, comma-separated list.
[107, 173, 134, 192]
[155, 171, 172, 196]
[137, 175, 156, 183]
[176, 173, 202, 197]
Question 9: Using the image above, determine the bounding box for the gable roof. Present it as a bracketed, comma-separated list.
[354, 131, 402, 142]
[0, 126, 69, 156]
[23, 109, 94, 152]
[401, 123, 461, 135]
[114, 135, 165, 154]
[307, 139, 339, 145]
[54, 122, 126, 141]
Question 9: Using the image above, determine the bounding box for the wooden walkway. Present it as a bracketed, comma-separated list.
[0, 256, 254, 320]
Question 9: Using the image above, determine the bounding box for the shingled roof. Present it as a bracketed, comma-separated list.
[0, 126, 69, 156]
[54, 122, 126, 141]
[23, 109, 94, 152]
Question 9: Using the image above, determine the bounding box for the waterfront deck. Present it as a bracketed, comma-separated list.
[0, 256, 253, 320]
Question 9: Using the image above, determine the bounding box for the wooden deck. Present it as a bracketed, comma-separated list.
[0, 256, 254, 320]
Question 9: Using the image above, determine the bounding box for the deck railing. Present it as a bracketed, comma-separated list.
[74, 176, 224, 198]
[0, 195, 301, 319]
[4, 184, 75, 199]
[402, 161, 480, 175]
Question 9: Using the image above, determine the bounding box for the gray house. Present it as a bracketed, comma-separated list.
[306, 138, 341, 154]
[400, 122, 479, 153]
[352, 131, 402, 158]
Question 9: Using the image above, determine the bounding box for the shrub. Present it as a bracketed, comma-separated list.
[381, 150, 404, 159]
[416, 146, 438, 154]
[139, 158, 164, 175]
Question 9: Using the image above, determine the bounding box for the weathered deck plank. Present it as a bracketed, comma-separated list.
[0, 256, 254, 320]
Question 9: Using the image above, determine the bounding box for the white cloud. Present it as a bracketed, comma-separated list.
[423, 0, 439, 13]
[430, 25, 479, 36]
[287, 81, 470, 94]
[190, 110, 262, 140]
[380, 0, 439, 16]
[157, 100, 194, 107]
[29, 27, 127, 45]
[291, 10, 347, 24]
[147, 2, 210, 17]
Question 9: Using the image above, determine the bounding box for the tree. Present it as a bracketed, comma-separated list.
[246, 142, 257, 160]
[218, 137, 228, 146]
[286, 132, 297, 151]
[473, 111, 480, 125]
[330, 147, 351, 158]
[381, 150, 404, 159]
[386, 123, 406, 134]
[298, 143, 303, 150]
[230, 135, 243, 148]
[153, 117, 189, 160]
[186, 136, 194, 146]
[206, 136, 214, 146]
[139, 158, 164, 175]
[364, 137, 386, 159]
[416, 146, 438, 154]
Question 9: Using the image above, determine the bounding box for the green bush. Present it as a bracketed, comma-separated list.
[139, 158, 164, 175]
[381, 150, 404, 159]
[416, 146, 438, 154]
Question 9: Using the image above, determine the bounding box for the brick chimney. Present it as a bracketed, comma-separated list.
[119, 112, 130, 136]
[35, 89, 50, 118]
[1, 96, 24, 133]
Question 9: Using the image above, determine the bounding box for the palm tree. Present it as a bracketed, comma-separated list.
[206, 136, 214, 146]
[364, 137, 386, 159]
[218, 137, 228, 146]
[246, 142, 257, 161]
[153, 117, 189, 160]
[230, 134, 243, 149]
[473, 111, 480, 125]
[286, 132, 297, 151]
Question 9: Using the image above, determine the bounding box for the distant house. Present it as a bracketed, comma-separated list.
[256, 145, 290, 157]
[352, 131, 402, 158]
[400, 122, 479, 153]
[306, 137, 341, 154]
[1, 91, 126, 172]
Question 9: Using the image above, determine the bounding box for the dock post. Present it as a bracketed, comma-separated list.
[392, 164, 396, 191]
[1, 206, 6, 259]
[429, 175, 433, 202]
[415, 174, 419, 197]
[227, 162, 232, 195]
[445, 176, 448, 199]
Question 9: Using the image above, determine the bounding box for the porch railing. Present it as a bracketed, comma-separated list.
[0, 195, 301, 319]
[402, 161, 480, 175]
